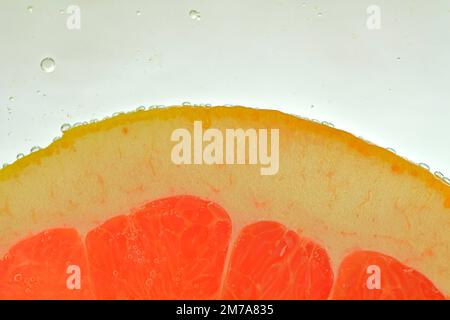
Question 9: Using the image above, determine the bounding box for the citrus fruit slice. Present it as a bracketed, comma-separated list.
[0, 106, 449, 299]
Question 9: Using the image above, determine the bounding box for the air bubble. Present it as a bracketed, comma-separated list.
[443, 177, 450, 185]
[14, 274, 23, 282]
[136, 106, 146, 112]
[53, 136, 61, 142]
[61, 123, 71, 132]
[182, 102, 191, 106]
[2, 163, 8, 168]
[434, 171, 445, 179]
[16, 153, 25, 160]
[9, 96, 14, 101]
[112, 112, 124, 117]
[321, 121, 334, 127]
[386, 148, 396, 154]
[317, 12, 323, 17]
[112, 270, 119, 277]
[59, 9, 65, 15]
[30, 146, 41, 153]
[40, 57, 56, 73]
[418, 163, 430, 170]
[189, 10, 201, 20]
[27, 6, 33, 13]
[136, 10, 141, 16]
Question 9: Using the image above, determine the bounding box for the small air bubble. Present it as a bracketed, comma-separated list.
[418, 163, 430, 170]
[321, 121, 334, 127]
[396, 57, 401, 62]
[16, 153, 25, 160]
[112, 112, 124, 117]
[61, 123, 71, 132]
[136, 106, 146, 112]
[182, 102, 191, 106]
[40, 57, 56, 73]
[27, 6, 33, 13]
[72, 122, 82, 127]
[386, 148, 396, 154]
[2, 163, 8, 168]
[317, 12, 323, 17]
[59, 9, 65, 15]
[443, 177, 450, 185]
[189, 10, 201, 20]
[30, 146, 41, 153]
[14, 274, 23, 282]
[53, 136, 61, 142]
[136, 10, 141, 16]
[112, 270, 119, 277]
[435, 171, 445, 179]
[9, 96, 15, 101]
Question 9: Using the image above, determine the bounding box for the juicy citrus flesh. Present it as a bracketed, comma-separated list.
[0, 195, 444, 299]
[0, 106, 449, 298]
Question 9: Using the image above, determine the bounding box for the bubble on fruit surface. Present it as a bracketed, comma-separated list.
[30, 146, 41, 153]
[2, 163, 8, 168]
[443, 177, 450, 185]
[14, 274, 23, 282]
[136, 10, 141, 16]
[419, 163, 430, 170]
[9, 96, 14, 101]
[321, 121, 334, 128]
[386, 148, 396, 154]
[16, 153, 25, 160]
[136, 106, 146, 112]
[27, 6, 33, 13]
[60, 123, 71, 132]
[182, 102, 191, 106]
[434, 171, 444, 179]
[189, 10, 201, 20]
[40, 57, 56, 73]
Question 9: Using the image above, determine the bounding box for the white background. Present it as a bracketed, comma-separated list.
[1, 0, 449, 176]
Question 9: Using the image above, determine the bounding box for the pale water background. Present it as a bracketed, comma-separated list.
[0, 0, 449, 177]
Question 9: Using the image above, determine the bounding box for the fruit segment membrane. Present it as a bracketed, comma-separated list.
[0, 196, 444, 300]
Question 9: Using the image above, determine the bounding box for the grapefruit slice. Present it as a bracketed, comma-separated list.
[0, 106, 449, 300]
